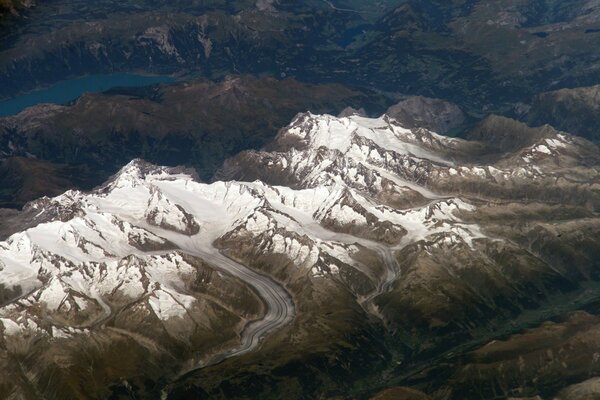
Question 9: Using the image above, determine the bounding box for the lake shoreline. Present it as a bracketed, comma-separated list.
[0, 73, 176, 117]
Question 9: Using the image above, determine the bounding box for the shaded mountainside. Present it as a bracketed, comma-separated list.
[0, 157, 99, 208]
[0, 0, 35, 23]
[385, 96, 466, 135]
[343, 0, 600, 112]
[0, 75, 392, 207]
[0, 0, 396, 97]
[527, 84, 600, 144]
[0, 113, 599, 399]
[2, 0, 600, 116]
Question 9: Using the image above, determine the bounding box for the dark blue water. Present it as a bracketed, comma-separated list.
[0, 73, 176, 117]
[338, 24, 374, 47]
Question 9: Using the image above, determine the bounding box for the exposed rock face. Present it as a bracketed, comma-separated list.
[528, 84, 600, 143]
[338, 106, 368, 118]
[467, 114, 552, 153]
[386, 96, 465, 134]
[145, 186, 201, 235]
[555, 377, 600, 400]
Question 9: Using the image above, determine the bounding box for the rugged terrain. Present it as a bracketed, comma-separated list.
[0, 75, 391, 207]
[3, 0, 600, 209]
[2, 1, 600, 399]
[3, 0, 600, 115]
[0, 0, 35, 24]
[527, 84, 600, 144]
[0, 112, 599, 399]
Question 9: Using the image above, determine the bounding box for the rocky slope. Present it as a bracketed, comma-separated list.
[187, 113, 600, 399]
[0, 113, 599, 399]
[0, 75, 391, 207]
[385, 96, 466, 135]
[527, 84, 600, 144]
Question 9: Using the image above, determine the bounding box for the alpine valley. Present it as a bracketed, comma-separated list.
[1, 111, 599, 399]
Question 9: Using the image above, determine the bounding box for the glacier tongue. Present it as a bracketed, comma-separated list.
[0, 114, 491, 342]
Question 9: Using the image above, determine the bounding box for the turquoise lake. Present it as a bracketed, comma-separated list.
[0, 73, 176, 117]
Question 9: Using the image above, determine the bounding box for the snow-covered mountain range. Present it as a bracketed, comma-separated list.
[0, 114, 489, 340]
[1, 112, 599, 399]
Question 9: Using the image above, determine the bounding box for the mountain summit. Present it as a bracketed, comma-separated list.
[1, 113, 599, 399]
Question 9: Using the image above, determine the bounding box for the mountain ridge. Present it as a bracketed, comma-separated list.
[0, 112, 599, 399]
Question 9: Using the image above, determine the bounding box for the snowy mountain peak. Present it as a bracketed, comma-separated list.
[0, 113, 493, 342]
[104, 159, 172, 190]
[277, 112, 457, 166]
[0, 112, 598, 392]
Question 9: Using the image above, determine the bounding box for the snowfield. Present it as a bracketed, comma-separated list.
[0, 113, 503, 369]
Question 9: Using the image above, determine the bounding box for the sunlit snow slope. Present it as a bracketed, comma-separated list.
[1, 112, 598, 382]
